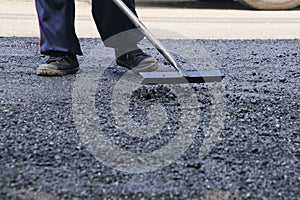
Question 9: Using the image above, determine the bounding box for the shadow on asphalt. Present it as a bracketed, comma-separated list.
[136, 0, 248, 9]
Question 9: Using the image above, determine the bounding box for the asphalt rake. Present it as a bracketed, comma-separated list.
[113, 0, 224, 84]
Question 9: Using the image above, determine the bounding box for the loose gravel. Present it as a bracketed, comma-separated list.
[0, 37, 299, 199]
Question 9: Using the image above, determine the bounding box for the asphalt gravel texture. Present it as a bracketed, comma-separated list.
[0, 37, 299, 199]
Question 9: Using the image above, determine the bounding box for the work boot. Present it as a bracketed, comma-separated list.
[36, 54, 79, 76]
[115, 48, 158, 73]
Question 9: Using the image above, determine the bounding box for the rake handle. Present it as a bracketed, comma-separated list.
[112, 0, 189, 77]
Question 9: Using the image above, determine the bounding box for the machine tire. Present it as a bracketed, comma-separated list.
[238, 0, 300, 9]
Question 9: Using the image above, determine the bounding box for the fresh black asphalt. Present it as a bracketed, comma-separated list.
[0, 37, 299, 199]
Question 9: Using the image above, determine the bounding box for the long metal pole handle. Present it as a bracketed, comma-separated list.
[112, 0, 188, 76]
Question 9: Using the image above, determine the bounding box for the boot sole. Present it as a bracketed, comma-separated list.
[36, 67, 79, 76]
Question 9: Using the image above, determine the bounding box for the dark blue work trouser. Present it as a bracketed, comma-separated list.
[35, 0, 143, 55]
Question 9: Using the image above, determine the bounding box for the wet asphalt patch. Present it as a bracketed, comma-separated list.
[0, 37, 299, 199]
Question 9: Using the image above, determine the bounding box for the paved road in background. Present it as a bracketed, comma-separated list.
[0, 0, 300, 39]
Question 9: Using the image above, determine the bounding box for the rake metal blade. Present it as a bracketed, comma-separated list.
[140, 71, 224, 85]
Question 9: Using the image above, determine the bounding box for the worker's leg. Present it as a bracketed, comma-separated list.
[35, 0, 82, 55]
[35, 0, 81, 76]
[91, 0, 144, 48]
[91, 0, 158, 73]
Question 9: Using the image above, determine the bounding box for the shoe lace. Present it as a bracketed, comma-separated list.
[127, 49, 147, 59]
[46, 55, 67, 64]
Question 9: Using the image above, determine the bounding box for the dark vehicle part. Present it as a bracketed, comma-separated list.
[238, 0, 300, 9]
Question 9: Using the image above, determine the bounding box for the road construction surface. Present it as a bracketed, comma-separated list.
[1, 36, 299, 199]
[1, 0, 300, 39]
[0, 0, 299, 199]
